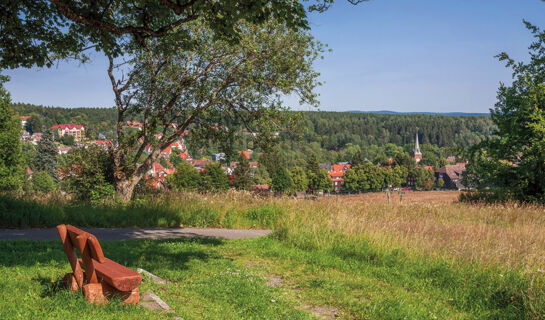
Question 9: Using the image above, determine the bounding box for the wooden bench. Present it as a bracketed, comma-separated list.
[56, 224, 142, 304]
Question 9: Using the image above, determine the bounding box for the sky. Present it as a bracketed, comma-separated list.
[4, 0, 545, 113]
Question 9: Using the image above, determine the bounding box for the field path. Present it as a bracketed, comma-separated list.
[0, 227, 273, 241]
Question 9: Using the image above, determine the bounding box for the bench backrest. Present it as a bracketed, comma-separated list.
[57, 224, 105, 287]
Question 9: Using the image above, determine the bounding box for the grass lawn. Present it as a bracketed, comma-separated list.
[2, 191, 545, 319]
[1, 234, 542, 319]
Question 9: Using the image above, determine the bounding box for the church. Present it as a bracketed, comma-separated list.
[413, 132, 422, 164]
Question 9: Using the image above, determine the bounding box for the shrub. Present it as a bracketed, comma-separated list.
[61, 145, 115, 202]
[167, 161, 200, 191]
[32, 171, 56, 193]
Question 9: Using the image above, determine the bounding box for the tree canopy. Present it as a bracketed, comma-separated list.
[0, 77, 23, 191]
[465, 21, 545, 203]
[104, 18, 321, 200]
[0, 0, 367, 69]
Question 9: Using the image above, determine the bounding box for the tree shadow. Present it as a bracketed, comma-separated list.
[0, 237, 226, 276]
[33, 276, 67, 298]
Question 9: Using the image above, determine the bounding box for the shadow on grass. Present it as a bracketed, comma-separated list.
[35, 276, 67, 298]
[0, 237, 225, 275]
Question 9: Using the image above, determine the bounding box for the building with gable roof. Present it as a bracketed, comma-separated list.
[52, 124, 85, 142]
[435, 164, 467, 190]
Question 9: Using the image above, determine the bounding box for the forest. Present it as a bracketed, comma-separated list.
[11, 103, 495, 167]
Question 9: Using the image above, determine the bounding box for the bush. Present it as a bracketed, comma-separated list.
[61, 145, 115, 202]
[167, 161, 200, 191]
[32, 171, 56, 193]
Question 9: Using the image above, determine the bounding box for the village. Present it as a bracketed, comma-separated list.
[19, 116, 468, 194]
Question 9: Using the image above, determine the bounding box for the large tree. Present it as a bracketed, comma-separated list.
[465, 21, 545, 203]
[106, 19, 321, 201]
[0, 77, 23, 191]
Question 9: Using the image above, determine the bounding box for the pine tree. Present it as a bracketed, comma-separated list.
[290, 166, 309, 192]
[200, 163, 229, 192]
[0, 78, 23, 191]
[232, 153, 253, 191]
[34, 128, 58, 181]
[305, 154, 331, 192]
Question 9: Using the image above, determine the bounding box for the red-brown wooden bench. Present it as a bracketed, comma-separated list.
[57, 224, 142, 304]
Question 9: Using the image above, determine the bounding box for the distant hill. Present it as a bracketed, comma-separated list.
[344, 110, 490, 117]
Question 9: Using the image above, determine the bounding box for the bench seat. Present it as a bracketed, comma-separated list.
[94, 258, 142, 292]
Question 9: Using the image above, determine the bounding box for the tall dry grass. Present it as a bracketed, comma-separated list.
[141, 190, 545, 271]
[6, 189, 545, 271]
[269, 191, 545, 271]
[191, 190, 545, 271]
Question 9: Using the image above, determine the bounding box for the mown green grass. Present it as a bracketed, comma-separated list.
[1, 233, 543, 319]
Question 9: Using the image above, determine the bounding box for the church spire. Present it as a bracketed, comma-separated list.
[414, 132, 421, 155]
[413, 132, 422, 163]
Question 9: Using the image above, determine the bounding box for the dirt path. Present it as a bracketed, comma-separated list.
[0, 227, 273, 241]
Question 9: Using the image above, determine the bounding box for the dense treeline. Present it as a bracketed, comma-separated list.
[11, 103, 494, 168]
[300, 111, 494, 150]
[275, 112, 494, 167]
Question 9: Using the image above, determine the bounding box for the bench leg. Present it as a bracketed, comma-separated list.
[83, 283, 108, 304]
[63, 273, 80, 292]
[83, 283, 140, 305]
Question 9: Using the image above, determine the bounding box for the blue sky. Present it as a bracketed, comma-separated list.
[4, 0, 545, 113]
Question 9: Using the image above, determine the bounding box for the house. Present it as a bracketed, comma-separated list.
[143, 140, 185, 158]
[190, 159, 211, 171]
[175, 152, 191, 161]
[30, 133, 42, 145]
[328, 163, 351, 192]
[52, 124, 85, 142]
[211, 153, 225, 161]
[20, 116, 30, 128]
[20, 130, 31, 142]
[435, 164, 466, 190]
[238, 150, 251, 160]
[148, 162, 167, 177]
[126, 120, 143, 130]
[94, 140, 112, 149]
[253, 184, 269, 194]
[57, 145, 72, 155]
[161, 140, 185, 159]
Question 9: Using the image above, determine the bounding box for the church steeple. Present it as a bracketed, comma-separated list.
[414, 132, 421, 155]
[413, 132, 422, 163]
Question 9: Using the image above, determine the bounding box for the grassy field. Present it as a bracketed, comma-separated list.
[1, 191, 545, 319]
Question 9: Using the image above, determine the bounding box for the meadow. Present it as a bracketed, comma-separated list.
[1, 191, 545, 319]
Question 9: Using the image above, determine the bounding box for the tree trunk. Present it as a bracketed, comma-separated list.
[115, 178, 139, 202]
